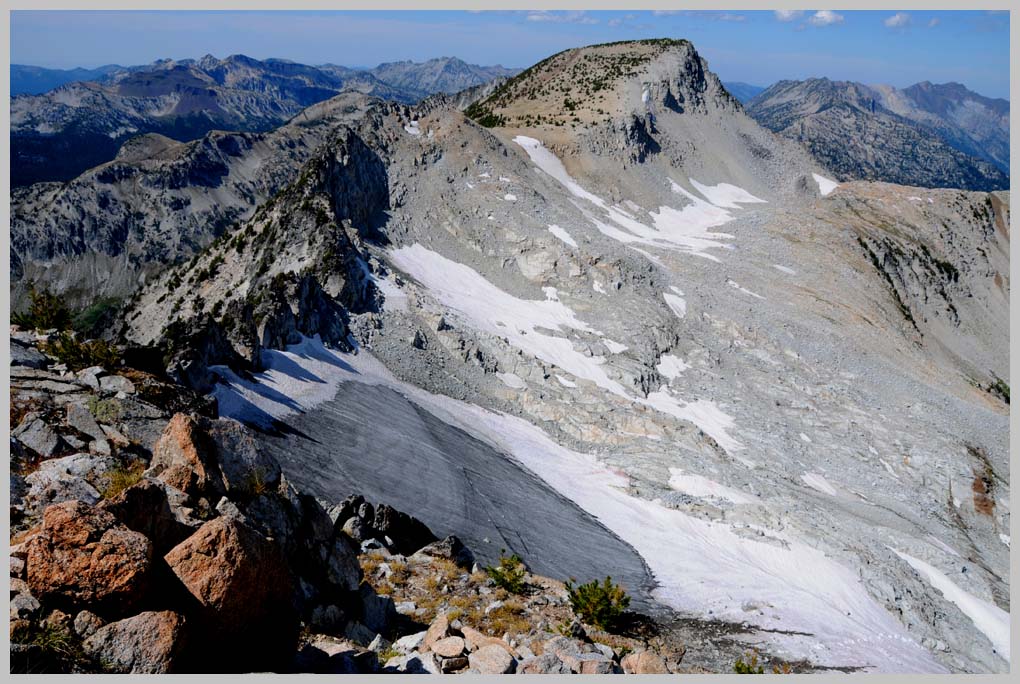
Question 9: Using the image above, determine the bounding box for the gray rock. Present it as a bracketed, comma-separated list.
[310, 604, 346, 632]
[99, 375, 135, 395]
[10, 591, 41, 620]
[13, 414, 64, 458]
[11, 555, 26, 577]
[11, 340, 48, 369]
[411, 535, 475, 569]
[76, 366, 105, 389]
[24, 469, 101, 512]
[34, 452, 116, 486]
[83, 610, 186, 674]
[395, 600, 418, 616]
[323, 535, 362, 592]
[89, 439, 112, 456]
[66, 402, 107, 441]
[469, 643, 517, 674]
[394, 630, 427, 654]
[74, 610, 106, 639]
[517, 653, 570, 674]
[360, 585, 396, 634]
[342, 621, 378, 647]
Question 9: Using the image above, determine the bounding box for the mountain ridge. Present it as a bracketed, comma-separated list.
[746, 77, 1009, 190]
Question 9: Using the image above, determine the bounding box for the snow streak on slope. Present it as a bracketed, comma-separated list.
[211, 337, 944, 673]
[893, 551, 1010, 664]
[668, 467, 755, 504]
[390, 245, 742, 453]
[513, 135, 759, 261]
[547, 224, 578, 248]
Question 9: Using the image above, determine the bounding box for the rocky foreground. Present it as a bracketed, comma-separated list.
[9, 331, 736, 674]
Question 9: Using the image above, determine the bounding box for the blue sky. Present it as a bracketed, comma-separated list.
[11, 10, 1011, 98]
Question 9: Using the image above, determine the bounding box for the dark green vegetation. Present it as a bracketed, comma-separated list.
[484, 552, 528, 595]
[565, 576, 631, 631]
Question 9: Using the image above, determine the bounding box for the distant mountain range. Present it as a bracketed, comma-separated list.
[721, 81, 765, 104]
[10, 55, 520, 186]
[745, 78, 1008, 191]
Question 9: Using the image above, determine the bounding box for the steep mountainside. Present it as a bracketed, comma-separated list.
[366, 57, 520, 100]
[111, 39, 1009, 674]
[746, 78, 1009, 191]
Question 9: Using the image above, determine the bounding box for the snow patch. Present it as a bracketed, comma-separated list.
[893, 550, 1010, 663]
[773, 264, 796, 275]
[504, 193, 517, 202]
[668, 468, 755, 504]
[513, 135, 742, 261]
[801, 472, 838, 496]
[663, 292, 687, 319]
[391, 245, 742, 454]
[656, 354, 690, 380]
[555, 374, 577, 388]
[547, 224, 578, 248]
[213, 341, 943, 672]
[603, 339, 628, 354]
[404, 121, 421, 136]
[727, 279, 765, 300]
[812, 173, 838, 196]
[497, 372, 526, 389]
[689, 178, 767, 209]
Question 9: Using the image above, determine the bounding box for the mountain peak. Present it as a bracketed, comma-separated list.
[464, 37, 733, 130]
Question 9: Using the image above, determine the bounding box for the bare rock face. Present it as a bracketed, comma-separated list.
[163, 516, 298, 670]
[148, 413, 221, 495]
[82, 610, 187, 674]
[25, 500, 153, 616]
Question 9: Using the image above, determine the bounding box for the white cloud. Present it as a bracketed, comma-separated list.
[884, 12, 911, 28]
[808, 10, 845, 27]
[774, 10, 804, 22]
[607, 17, 623, 28]
[928, 17, 941, 28]
[526, 11, 598, 25]
[719, 14, 747, 23]
[652, 10, 681, 17]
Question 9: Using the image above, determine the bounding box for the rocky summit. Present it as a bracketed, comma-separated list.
[8, 37, 1011, 675]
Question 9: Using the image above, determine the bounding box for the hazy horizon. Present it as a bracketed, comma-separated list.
[10, 9, 1011, 99]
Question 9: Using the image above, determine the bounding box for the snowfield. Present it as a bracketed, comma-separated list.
[513, 135, 763, 261]
[212, 336, 945, 673]
[389, 244, 742, 453]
